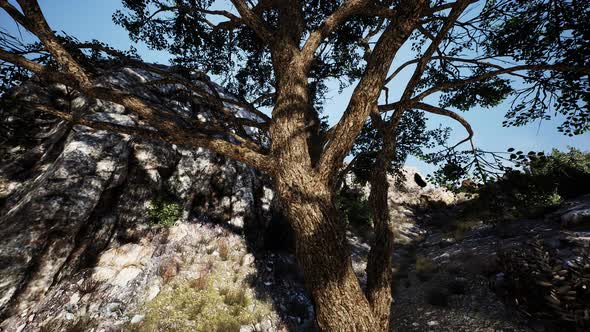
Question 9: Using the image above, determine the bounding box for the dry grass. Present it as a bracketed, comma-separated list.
[217, 239, 230, 261]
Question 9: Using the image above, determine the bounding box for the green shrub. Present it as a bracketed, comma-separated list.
[148, 199, 182, 227]
[126, 274, 272, 332]
[437, 148, 590, 224]
[336, 187, 372, 227]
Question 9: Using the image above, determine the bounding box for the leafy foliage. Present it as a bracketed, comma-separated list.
[416, 0, 590, 136]
[336, 186, 372, 227]
[350, 110, 450, 185]
[148, 199, 182, 226]
[481, 0, 590, 136]
[112, 0, 381, 113]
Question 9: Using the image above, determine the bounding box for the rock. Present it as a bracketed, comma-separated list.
[561, 208, 590, 227]
[114, 267, 142, 286]
[130, 314, 145, 324]
[427, 320, 439, 326]
[240, 325, 255, 332]
[0, 66, 280, 330]
[105, 302, 121, 315]
[146, 284, 161, 301]
[242, 253, 255, 266]
[260, 318, 273, 331]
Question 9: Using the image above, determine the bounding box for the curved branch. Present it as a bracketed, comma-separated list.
[22, 101, 274, 173]
[414, 102, 473, 149]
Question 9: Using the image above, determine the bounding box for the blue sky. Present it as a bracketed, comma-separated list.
[2, 0, 588, 174]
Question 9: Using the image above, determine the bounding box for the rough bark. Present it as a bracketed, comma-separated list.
[275, 174, 378, 331]
[365, 114, 398, 331]
[269, 41, 378, 329]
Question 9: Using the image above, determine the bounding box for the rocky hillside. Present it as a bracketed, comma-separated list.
[0, 67, 299, 331]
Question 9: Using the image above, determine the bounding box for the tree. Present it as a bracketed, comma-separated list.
[0, 0, 588, 330]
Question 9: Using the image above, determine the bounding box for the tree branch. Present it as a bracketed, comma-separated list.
[399, 0, 472, 103]
[21, 101, 274, 173]
[300, 0, 370, 67]
[414, 102, 473, 149]
[15, 0, 93, 88]
[1, 1, 273, 173]
[229, 0, 273, 42]
[411, 64, 590, 102]
[317, 0, 428, 182]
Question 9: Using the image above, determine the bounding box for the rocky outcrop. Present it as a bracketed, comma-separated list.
[344, 165, 457, 245]
[0, 67, 290, 331]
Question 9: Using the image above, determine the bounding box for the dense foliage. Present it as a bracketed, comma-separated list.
[447, 148, 590, 223]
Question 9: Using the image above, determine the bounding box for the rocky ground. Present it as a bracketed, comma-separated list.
[384, 194, 590, 332]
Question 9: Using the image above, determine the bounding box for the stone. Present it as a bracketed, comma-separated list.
[242, 253, 255, 266]
[240, 325, 255, 332]
[561, 208, 590, 227]
[114, 267, 142, 287]
[260, 318, 273, 331]
[130, 314, 145, 324]
[146, 285, 161, 301]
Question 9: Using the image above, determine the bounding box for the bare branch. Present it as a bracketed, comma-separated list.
[22, 101, 274, 173]
[0, 0, 28, 28]
[15, 0, 93, 88]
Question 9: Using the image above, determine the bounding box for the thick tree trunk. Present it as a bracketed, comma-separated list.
[274, 173, 378, 331]
[268, 57, 378, 329]
[366, 118, 398, 331]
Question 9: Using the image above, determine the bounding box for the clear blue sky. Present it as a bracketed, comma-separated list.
[2, 0, 588, 174]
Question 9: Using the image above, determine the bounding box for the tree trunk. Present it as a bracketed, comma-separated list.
[274, 172, 378, 331]
[366, 117, 398, 331]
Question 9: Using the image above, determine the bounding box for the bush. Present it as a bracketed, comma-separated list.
[126, 274, 272, 332]
[336, 186, 372, 227]
[496, 240, 590, 330]
[501, 148, 590, 212]
[149, 199, 182, 227]
[440, 148, 590, 224]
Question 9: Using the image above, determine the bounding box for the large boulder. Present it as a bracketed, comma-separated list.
[0, 67, 287, 330]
